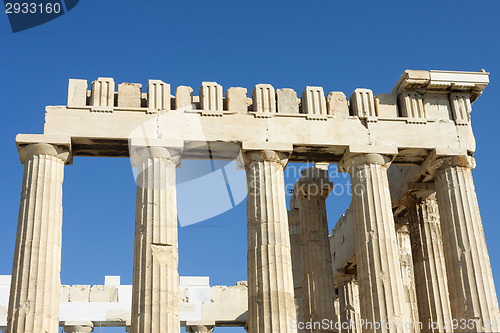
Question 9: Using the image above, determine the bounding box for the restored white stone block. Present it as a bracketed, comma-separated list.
[0, 276, 11, 286]
[450, 92, 471, 125]
[200, 81, 223, 115]
[105, 276, 121, 286]
[326, 91, 349, 117]
[147, 79, 170, 112]
[180, 277, 210, 287]
[399, 91, 426, 123]
[67, 79, 87, 107]
[90, 77, 115, 111]
[349, 88, 376, 120]
[118, 82, 142, 108]
[301, 86, 327, 120]
[277, 88, 299, 114]
[176, 85, 193, 110]
[226, 87, 248, 113]
[252, 84, 276, 116]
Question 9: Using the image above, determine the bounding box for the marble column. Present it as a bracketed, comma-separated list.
[244, 149, 297, 333]
[431, 156, 500, 332]
[7, 142, 71, 333]
[340, 152, 410, 333]
[394, 223, 419, 332]
[405, 190, 453, 333]
[63, 321, 94, 333]
[185, 325, 214, 333]
[295, 165, 336, 332]
[334, 299, 341, 330]
[131, 146, 181, 333]
[288, 193, 305, 324]
[336, 274, 360, 333]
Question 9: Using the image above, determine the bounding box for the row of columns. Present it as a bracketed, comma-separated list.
[6, 141, 500, 333]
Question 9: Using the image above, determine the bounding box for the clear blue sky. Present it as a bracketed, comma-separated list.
[1, 1, 500, 332]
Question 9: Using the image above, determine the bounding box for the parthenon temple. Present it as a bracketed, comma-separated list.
[2, 69, 499, 332]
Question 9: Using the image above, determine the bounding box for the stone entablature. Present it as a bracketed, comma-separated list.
[42, 70, 488, 163]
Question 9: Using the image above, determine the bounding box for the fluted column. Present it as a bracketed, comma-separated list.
[340, 152, 411, 333]
[431, 156, 500, 332]
[7, 142, 71, 333]
[244, 149, 297, 333]
[395, 223, 420, 332]
[336, 274, 360, 333]
[63, 321, 94, 333]
[185, 325, 214, 333]
[295, 165, 336, 332]
[288, 194, 305, 324]
[405, 190, 453, 333]
[131, 145, 181, 333]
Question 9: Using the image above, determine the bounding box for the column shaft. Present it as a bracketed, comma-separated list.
[131, 147, 180, 333]
[395, 224, 420, 332]
[7, 144, 69, 333]
[337, 276, 360, 333]
[245, 150, 297, 333]
[288, 203, 305, 324]
[295, 167, 336, 332]
[434, 158, 500, 332]
[343, 153, 411, 333]
[407, 192, 453, 333]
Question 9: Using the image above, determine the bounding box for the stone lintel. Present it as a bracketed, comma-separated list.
[185, 321, 216, 326]
[16, 134, 72, 164]
[129, 137, 184, 149]
[241, 141, 293, 153]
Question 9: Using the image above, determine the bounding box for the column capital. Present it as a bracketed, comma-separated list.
[129, 138, 183, 167]
[294, 180, 332, 199]
[399, 182, 436, 208]
[338, 145, 397, 173]
[294, 164, 332, 199]
[242, 149, 291, 168]
[16, 134, 72, 165]
[185, 324, 215, 333]
[63, 321, 94, 333]
[334, 273, 356, 287]
[428, 155, 475, 174]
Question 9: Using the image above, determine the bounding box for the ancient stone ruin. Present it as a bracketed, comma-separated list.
[2, 70, 499, 332]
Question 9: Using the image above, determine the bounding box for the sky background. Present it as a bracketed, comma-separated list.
[1, 1, 500, 332]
